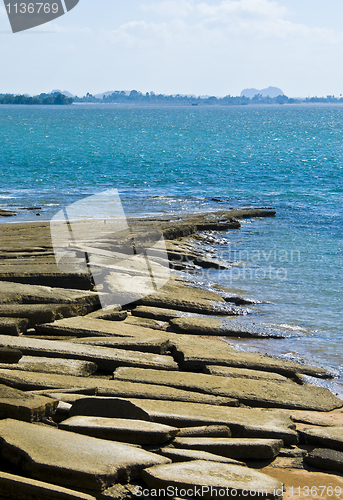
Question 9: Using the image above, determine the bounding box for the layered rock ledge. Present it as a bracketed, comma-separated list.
[0, 208, 342, 500]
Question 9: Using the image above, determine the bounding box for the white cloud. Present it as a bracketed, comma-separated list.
[37, 22, 93, 34]
[105, 0, 343, 49]
[140, 0, 194, 17]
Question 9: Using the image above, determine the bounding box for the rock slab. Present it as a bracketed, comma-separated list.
[157, 447, 245, 465]
[128, 399, 298, 444]
[0, 471, 98, 500]
[113, 367, 342, 411]
[0, 369, 236, 406]
[0, 356, 98, 377]
[0, 335, 177, 372]
[171, 317, 287, 338]
[59, 416, 179, 445]
[69, 397, 152, 420]
[0, 384, 58, 422]
[172, 437, 283, 459]
[171, 336, 330, 378]
[71, 336, 170, 355]
[0, 347, 22, 363]
[304, 448, 343, 473]
[0, 419, 170, 492]
[142, 460, 284, 499]
[299, 426, 343, 451]
[0, 317, 28, 336]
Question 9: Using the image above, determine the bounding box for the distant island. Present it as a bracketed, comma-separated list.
[240, 86, 284, 98]
[0, 89, 342, 106]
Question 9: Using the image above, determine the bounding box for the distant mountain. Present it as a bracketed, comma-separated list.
[240, 86, 284, 98]
[51, 89, 75, 98]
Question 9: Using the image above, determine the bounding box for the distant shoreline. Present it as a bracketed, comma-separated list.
[2, 101, 343, 108]
[2, 90, 343, 106]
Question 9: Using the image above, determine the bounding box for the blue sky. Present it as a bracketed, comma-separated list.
[1, 0, 343, 97]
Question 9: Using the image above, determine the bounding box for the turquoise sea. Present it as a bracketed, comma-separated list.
[0, 104, 342, 387]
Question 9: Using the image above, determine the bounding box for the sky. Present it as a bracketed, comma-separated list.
[1, 0, 343, 97]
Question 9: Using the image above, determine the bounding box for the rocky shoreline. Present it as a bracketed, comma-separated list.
[0, 208, 342, 500]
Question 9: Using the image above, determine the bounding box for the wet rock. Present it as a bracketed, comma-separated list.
[0, 335, 177, 372]
[0, 471, 98, 500]
[0, 370, 236, 405]
[304, 448, 343, 473]
[0, 209, 16, 217]
[0, 317, 28, 336]
[170, 336, 331, 378]
[0, 419, 171, 492]
[171, 317, 287, 339]
[156, 447, 245, 465]
[0, 346, 22, 363]
[172, 437, 283, 460]
[0, 356, 98, 377]
[177, 425, 231, 437]
[71, 336, 170, 355]
[204, 365, 289, 382]
[219, 293, 262, 306]
[142, 460, 283, 500]
[299, 426, 343, 451]
[0, 384, 58, 422]
[113, 367, 342, 411]
[137, 280, 246, 316]
[69, 397, 152, 420]
[59, 416, 179, 445]
[128, 399, 298, 444]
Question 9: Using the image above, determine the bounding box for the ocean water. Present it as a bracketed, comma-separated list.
[0, 104, 342, 383]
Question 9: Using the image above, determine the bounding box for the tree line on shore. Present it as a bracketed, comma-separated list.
[0, 92, 73, 105]
[1, 90, 343, 106]
[75, 90, 343, 105]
